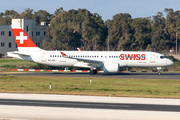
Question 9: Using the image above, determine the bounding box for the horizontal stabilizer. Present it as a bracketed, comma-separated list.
[10, 52, 30, 56]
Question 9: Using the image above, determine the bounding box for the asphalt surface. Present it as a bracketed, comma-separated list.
[1, 72, 180, 79]
[0, 99, 180, 112]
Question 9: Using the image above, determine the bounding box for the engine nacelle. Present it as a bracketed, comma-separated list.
[102, 62, 119, 73]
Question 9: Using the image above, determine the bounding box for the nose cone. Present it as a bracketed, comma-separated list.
[167, 59, 174, 66]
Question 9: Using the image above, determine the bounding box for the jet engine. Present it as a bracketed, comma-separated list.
[102, 62, 119, 73]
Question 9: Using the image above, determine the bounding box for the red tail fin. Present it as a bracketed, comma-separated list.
[12, 28, 37, 47]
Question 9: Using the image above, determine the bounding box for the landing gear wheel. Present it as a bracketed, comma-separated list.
[89, 69, 97, 75]
[93, 70, 97, 74]
[90, 70, 94, 75]
[157, 67, 161, 75]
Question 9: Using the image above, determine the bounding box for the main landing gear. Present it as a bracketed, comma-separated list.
[89, 68, 97, 75]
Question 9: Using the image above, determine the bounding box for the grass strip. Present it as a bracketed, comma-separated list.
[1, 75, 180, 98]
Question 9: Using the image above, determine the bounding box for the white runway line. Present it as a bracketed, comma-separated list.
[1, 93, 180, 105]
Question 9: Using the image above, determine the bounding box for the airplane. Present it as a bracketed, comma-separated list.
[7, 26, 174, 75]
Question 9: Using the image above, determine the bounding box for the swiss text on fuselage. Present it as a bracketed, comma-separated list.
[120, 54, 146, 60]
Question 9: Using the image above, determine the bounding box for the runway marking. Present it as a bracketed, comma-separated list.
[0, 100, 130, 108]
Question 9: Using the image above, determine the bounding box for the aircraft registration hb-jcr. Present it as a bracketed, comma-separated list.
[7, 25, 174, 75]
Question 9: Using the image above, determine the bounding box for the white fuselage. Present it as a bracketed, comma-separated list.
[8, 51, 174, 68]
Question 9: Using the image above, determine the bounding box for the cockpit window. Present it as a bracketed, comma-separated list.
[160, 56, 168, 59]
[160, 56, 164, 59]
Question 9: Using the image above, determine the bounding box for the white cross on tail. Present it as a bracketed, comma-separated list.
[16, 32, 27, 44]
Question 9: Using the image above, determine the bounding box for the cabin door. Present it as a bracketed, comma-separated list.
[150, 54, 155, 63]
[41, 53, 46, 62]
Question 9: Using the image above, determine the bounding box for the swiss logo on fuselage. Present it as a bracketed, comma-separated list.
[120, 54, 146, 60]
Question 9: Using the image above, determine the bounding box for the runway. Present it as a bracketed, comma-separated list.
[0, 99, 180, 112]
[0, 93, 180, 120]
[1, 71, 180, 79]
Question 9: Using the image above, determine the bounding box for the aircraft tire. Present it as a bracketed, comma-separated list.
[90, 70, 94, 75]
[93, 70, 97, 74]
[89, 70, 97, 75]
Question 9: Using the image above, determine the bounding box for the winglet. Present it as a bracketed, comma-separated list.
[77, 48, 82, 51]
[60, 52, 68, 57]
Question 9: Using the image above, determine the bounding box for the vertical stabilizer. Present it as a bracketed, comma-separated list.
[11, 20, 44, 52]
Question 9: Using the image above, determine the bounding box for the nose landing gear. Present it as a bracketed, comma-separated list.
[157, 67, 161, 75]
[158, 72, 161, 75]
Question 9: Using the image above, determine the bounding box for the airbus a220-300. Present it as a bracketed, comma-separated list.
[8, 25, 174, 75]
